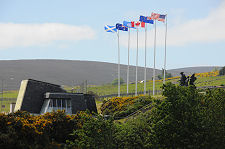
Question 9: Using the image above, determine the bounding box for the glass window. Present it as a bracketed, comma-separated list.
[53, 99, 57, 107]
[62, 100, 66, 108]
[49, 99, 53, 108]
[57, 99, 61, 108]
[67, 100, 71, 108]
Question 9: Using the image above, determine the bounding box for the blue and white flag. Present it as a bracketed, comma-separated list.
[104, 25, 117, 33]
[116, 23, 128, 31]
[140, 15, 154, 24]
[123, 21, 136, 29]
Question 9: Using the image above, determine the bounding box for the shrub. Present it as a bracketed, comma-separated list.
[100, 96, 153, 118]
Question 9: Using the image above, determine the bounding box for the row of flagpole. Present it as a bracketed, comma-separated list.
[104, 13, 167, 97]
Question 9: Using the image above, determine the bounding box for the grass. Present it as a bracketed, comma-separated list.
[2, 90, 19, 98]
[1, 75, 225, 113]
[84, 75, 225, 96]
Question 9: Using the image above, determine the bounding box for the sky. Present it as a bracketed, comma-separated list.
[0, 0, 224, 69]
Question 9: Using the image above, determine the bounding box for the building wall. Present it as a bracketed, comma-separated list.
[15, 79, 66, 114]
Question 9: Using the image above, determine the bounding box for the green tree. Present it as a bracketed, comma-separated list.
[219, 66, 225, 75]
[146, 83, 225, 148]
[111, 77, 125, 85]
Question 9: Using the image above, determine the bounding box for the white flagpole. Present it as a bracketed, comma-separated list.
[153, 19, 157, 96]
[127, 28, 130, 95]
[163, 15, 168, 84]
[144, 24, 147, 95]
[135, 27, 139, 96]
[117, 30, 120, 97]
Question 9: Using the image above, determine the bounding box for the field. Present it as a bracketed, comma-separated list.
[86, 74, 225, 96]
[1, 73, 225, 113]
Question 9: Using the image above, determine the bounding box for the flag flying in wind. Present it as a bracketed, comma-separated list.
[104, 25, 117, 33]
[123, 21, 136, 29]
[116, 23, 128, 31]
[151, 13, 160, 20]
[158, 14, 166, 22]
[131, 21, 145, 28]
[140, 16, 154, 24]
[123, 21, 132, 28]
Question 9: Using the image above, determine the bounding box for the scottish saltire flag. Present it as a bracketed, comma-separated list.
[158, 14, 166, 22]
[116, 23, 128, 31]
[104, 25, 117, 33]
[151, 13, 160, 20]
[140, 16, 154, 24]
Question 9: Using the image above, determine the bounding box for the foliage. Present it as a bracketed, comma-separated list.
[111, 77, 125, 85]
[0, 110, 88, 149]
[144, 83, 225, 148]
[66, 113, 114, 149]
[219, 66, 225, 75]
[195, 70, 219, 77]
[100, 96, 153, 118]
[1, 84, 225, 148]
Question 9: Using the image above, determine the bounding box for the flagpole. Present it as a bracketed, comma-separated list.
[153, 19, 157, 96]
[127, 28, 130, 95]
[117, 30, 120, 97]
[144, 24, 147, 95]
[163, 15, 168, 84]
[135, 27, 138, 96]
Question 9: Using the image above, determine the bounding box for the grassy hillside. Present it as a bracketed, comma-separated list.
[0, 59, 220, 91]
[85, 74, 225, 96]
[1, 72, 225, 113]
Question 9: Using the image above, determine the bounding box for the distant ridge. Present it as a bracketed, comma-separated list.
[0, 59, 221, 90]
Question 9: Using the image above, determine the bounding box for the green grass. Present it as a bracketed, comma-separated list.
[62, 75, 225, 96]
[2, 90, 19, 98]
[1, 75, 225, 113]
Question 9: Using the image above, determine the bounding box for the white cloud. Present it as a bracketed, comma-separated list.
[120, 0, 225, 48]
[0, 23, 95, 49]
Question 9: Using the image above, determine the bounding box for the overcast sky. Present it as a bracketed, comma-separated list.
[0, 0, 224, 69]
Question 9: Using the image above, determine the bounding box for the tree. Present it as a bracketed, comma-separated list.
[111, 78, 124, 85]
[147, 83, 225, 148]
[219, 66, 225, 75]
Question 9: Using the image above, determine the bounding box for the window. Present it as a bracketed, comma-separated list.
[42, 98, 72, 114]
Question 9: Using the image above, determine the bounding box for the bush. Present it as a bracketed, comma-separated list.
[145, 83, 225, 148]
[100, 96, 153, 118]
[66, 113, 114, 149]
[111, 78, 125, 85]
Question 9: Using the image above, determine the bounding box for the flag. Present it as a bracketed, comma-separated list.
[104, 25, 117, 33]
[140, 16, 154, 24]
[131, 21, 145, 28]
[123, 21, 136, 29]
[123, 21, 132, 28]
[116, 23, 128, 31]
[151, 13, 160, 20]
[141, 21, 145, 27]
[157, 14, 166, 22]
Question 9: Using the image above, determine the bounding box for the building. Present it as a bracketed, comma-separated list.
[14, 79, 97, 114]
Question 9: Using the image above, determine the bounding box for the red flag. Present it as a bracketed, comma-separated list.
[141, 22, 145, 28]
[131, 21, 135, 27]
[131, 21, 145, 28]
[135, 21, 140, 27]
